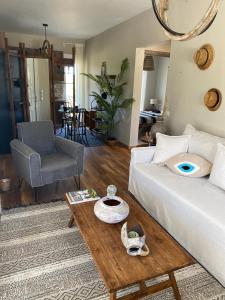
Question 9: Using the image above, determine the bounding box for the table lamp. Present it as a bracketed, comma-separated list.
[149, 98, 158, 111]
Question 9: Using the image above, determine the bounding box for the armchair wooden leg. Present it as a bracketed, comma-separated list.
[18, 177, 23, 189]
[74, 175, 81, 190]
[68, 215, 74, 228]
[34, 187, 38, 202]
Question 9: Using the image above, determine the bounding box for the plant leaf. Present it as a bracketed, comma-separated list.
[117, 58, 129, 83]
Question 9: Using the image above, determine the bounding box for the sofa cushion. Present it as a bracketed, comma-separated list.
[132, 163, 225, 233]
[129, 162, 225, 286]
[209, 143, 225, 191]
[152, 133, 191, 164]
[183, 124, 225, 162]
[165, 153, 212, 177]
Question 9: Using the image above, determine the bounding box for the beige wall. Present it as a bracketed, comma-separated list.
[86, 0, 225, 144]
[166, 0, 225, 137]
[0, 32, 5, 48]
[85, 9, 169, 145]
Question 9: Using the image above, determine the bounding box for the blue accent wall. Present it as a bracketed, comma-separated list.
[0, 49, 13, 154]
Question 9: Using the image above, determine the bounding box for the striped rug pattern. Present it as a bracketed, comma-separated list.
[1, 201, 225, 300]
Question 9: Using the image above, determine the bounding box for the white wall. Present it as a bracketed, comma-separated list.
[166, 0, 225, 137]
[85, 9, 169, 145]
[155, 57, 170, 111]
[140, 56, 159, 111]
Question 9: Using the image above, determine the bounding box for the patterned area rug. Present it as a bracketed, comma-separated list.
[1, 201, 225, 300]
[56, 128, 105, 147]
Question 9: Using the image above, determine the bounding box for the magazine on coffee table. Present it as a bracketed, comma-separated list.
[67, 189, 100, 205]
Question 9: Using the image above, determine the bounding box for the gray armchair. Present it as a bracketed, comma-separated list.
[10, 121, 84, 192]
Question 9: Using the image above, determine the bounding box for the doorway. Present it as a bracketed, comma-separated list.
[139, 54, 170, 143]
[129, 42, 171, 147]
[26, 58, 51, 121]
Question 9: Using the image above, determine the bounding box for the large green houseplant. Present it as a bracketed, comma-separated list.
[82, 58, 133, 141]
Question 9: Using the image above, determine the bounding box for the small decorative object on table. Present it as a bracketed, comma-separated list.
[121, 222, 149, 256]
[0, 178, 11, 192]
[94, 196, 129, 224]
[0, 178, 11, 220]
[67, 189, 100, 205]
[107, 184, 117, 197]
[149, 98, 158, 111]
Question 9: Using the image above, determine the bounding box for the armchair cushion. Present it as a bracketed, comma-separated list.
[55, 136, 84, 175]
[11, 122, 85, 188]
[40, 152, 78, 185]
[17, 121, 56, 156]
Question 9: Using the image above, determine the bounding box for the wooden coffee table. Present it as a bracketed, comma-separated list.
[65, 193, 194, 300]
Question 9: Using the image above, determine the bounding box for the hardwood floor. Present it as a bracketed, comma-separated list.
[0, 144, 130, 209]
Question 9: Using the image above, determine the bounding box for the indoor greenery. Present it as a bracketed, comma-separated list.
[82, 58, 133, 140]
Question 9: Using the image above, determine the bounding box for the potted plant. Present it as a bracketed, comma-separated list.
[82, 58, 133, 144]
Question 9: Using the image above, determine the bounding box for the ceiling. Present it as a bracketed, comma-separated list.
[0, 0, 150, 40]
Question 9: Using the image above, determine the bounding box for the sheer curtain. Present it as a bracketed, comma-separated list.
[63, 42, 85, 109]
[74, 43, 86, 109]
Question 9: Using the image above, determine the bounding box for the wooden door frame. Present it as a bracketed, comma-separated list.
[5, 39, 76, 132]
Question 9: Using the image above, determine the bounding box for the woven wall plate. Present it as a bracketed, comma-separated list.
[204, 88, 222, 111]
[194, 44, 215, 70]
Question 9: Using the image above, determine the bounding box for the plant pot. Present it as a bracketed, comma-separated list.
[105, 137, 117, 146]
[0, 178, 11, 192]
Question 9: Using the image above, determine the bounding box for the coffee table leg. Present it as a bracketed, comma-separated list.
[109, 292, 116, 300]
[169, 272, 181, 300]
[68, 215, 74, 228]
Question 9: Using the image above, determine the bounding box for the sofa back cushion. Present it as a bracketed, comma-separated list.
[17, 121, 56, 156]
[183, 124, 225, 162]
[152, 133, 191, 164]
[209, 143, 225, 190]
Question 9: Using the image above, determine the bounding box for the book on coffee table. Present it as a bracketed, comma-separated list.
[66, 189, 100, 205]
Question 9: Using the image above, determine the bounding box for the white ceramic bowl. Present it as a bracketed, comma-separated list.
[94, 196, 129, 224]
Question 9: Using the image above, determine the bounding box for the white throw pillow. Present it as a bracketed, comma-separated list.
[184, 124, 225, 162]
[209, 143, 225, 190]
[152, 133, 191, 164]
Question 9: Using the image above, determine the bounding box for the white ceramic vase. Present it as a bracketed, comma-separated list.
[94, 196, 129, 224]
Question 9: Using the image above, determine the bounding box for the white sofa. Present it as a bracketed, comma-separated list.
[129, 129, 225, 287]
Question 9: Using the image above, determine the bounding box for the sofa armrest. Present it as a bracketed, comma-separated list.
[55, 136, 84, 175]
[10, 139, 42, 187]
[130, 146, 156, 165]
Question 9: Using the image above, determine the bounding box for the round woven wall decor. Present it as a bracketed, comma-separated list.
[204, 88, 222, 111]
[194, 44, 215, 70]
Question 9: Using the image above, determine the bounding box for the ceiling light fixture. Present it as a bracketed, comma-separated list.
[42, 23, 50, 54]
[152, 0, 221, 41]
